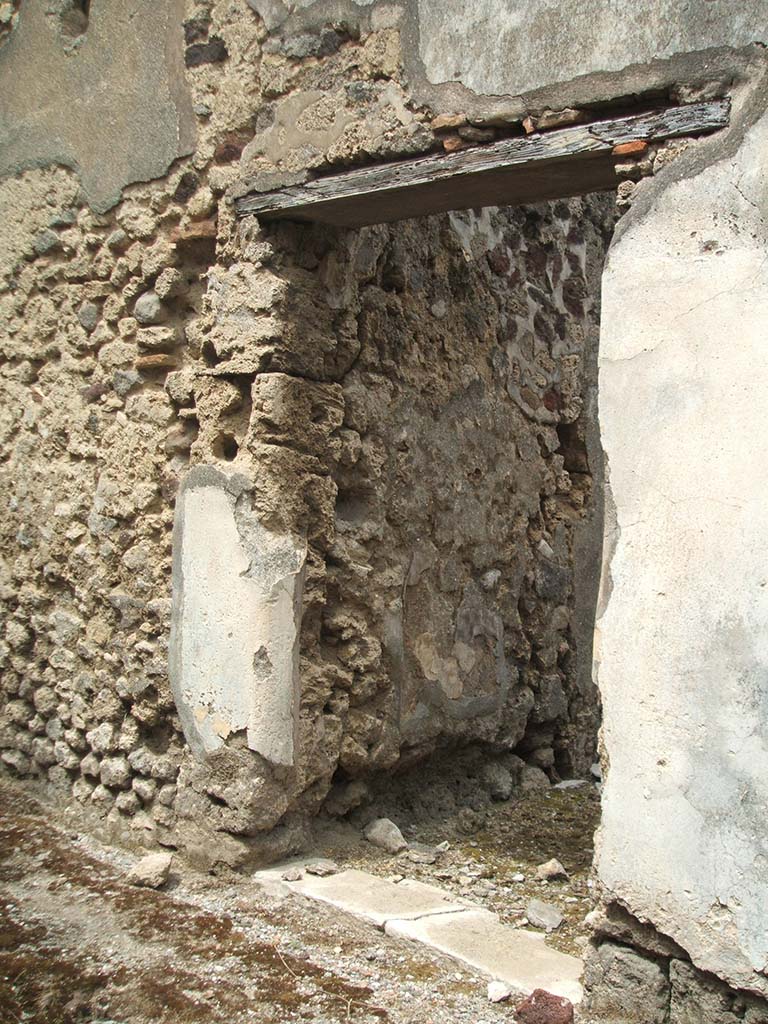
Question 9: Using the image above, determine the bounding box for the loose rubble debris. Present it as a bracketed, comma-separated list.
[305, 858, 339, 877]
[483, 764, 515, 802]
[126, 851, 173, 889]
[488, 980, 513, 1002]
[536, 859, 569, 882]
[332, 771, 600, 958]
[0, 780, 590, 1024]
[406, 842, 440, 864]
[521, 767, 553, 792]
[526, 899, 565, 932]
[515, 988, 575, 1023]
[365, 818, 408, 853]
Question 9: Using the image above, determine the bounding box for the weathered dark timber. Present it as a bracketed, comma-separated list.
[235, 99, 730, 227]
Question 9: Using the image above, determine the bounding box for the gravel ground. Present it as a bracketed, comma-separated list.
[325, 781, 601, 957]
[0, 776, 601, 1024]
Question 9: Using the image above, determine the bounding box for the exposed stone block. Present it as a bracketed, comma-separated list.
[184, 37, 228, 67]
[669, 960, 768, 1024]
[583, 942, 669, 1023]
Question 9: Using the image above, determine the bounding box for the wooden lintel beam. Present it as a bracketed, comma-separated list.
[234, 99, 730, 228]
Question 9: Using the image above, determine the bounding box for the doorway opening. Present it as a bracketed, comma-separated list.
[261, 192, 619, 953]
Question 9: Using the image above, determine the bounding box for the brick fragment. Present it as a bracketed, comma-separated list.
[612, 140, 649, 157]
[515, 988, 574, 1024]
[170, 220, 217, 245]
[442, 134, 468, 153]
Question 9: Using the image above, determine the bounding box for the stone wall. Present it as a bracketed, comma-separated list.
[0, 0, 277, 848]
[168, 197, 612, 862]
[2, 0, 768, 1016]
[0, 0, 612, 870]
[584, 904, 768, 1022]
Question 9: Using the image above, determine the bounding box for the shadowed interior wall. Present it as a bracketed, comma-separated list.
[170, 197, 613, 855]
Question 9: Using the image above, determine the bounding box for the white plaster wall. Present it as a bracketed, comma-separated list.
[418, 0, 768, 96]
[169, 469, 305, 766]
[595, 106, 768, 994]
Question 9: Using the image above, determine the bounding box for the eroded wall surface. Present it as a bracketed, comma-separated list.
[1, 1, 768, 1015]
[585, 71, 768, 1016]
[171, 196, 612, 856]
[0, 0, 276, 850]
[0, 0, 614, 870]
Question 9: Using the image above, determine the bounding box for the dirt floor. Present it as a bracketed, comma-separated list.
[0, 775, 601, 1024]
[329, 781, 600, 958]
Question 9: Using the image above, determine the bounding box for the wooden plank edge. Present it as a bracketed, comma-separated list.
[235, 98, 730, 222]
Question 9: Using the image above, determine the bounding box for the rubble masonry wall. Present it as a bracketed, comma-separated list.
[2, 1, 768, 1019]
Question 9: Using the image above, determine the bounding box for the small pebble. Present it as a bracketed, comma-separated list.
[407, 843, 438, 865]
[126, 852, 173, 889]
[487, 980, 512, 1003]
[526, 898, 564, 932]
[305, 859, 339, 877]
[365, 818, 407, 854]
[536, 858, 569, 882]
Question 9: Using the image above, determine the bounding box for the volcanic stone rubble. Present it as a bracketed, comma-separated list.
[0, 13, 669, 1013]
[0, 130, 615, 867]
[4, 2, 768, 1022]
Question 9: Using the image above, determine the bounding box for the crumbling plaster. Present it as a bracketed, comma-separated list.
[594, 69, 768, 998]
[2, 4, 768, 1015]
[2, 0, 766, 215]
[169, 465, 306, 764]
[415, 0, 768, 100]
[247, 0, 768, 132]
[0, 0, 196, 213]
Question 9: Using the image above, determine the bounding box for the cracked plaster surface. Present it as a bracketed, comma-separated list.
[594, 85, 768, 997]
[169, 466, 306, 766]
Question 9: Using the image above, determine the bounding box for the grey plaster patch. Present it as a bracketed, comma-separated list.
[0, 0, 194, 211]
[169, 466, 306, 767]
[595, 74, 768, 998]
[416, 0, 768, 98]
[253, 865, 467, 927]
[386, 908, 583, 1003]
